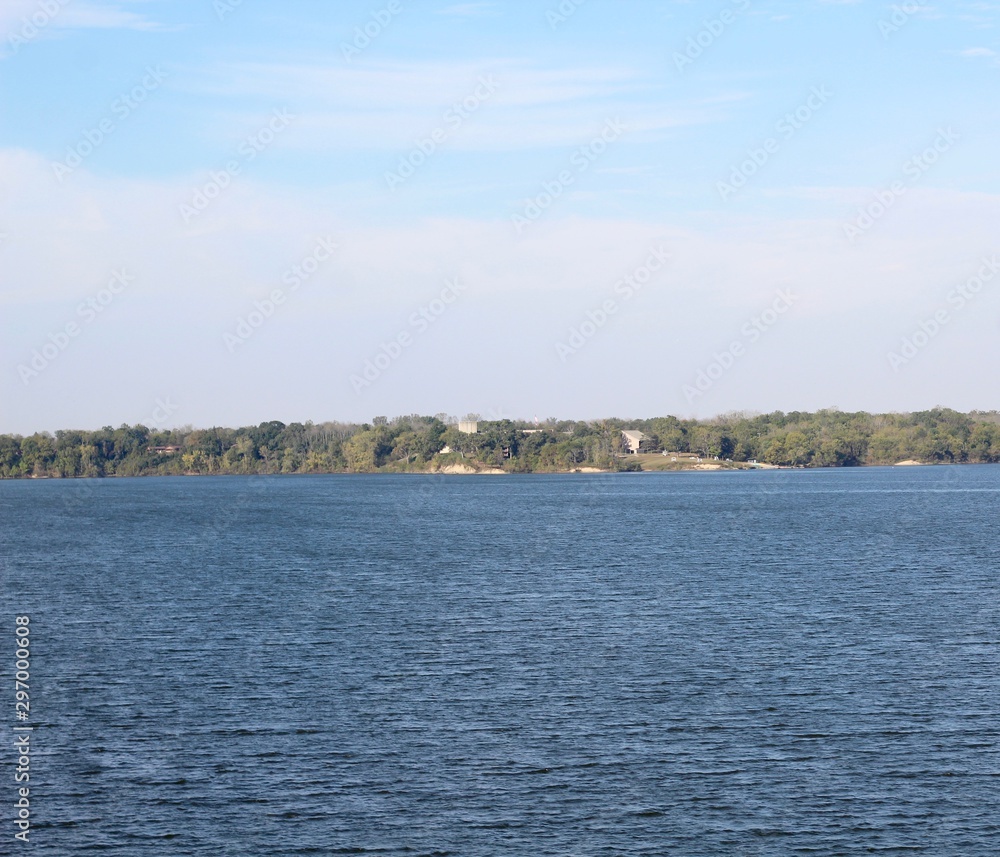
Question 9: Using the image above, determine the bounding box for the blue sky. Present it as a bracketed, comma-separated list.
[2, 0, 999, 433]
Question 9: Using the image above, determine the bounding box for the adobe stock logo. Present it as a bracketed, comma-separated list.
[547, 0, 587, 30]
[224, 238, 338, 352]
[341, 1, 403, 62]
[5, 0, 71, 55]
[384, 75, 498, 191]
[879, 0, 929, 39]
[141, 397, 179, 429]
[511, 119, 625, 233]
[17, 269, 135, 385]
[717, 86, 832, 201]
[682, 289, 797, 403]
[52, 66, 168, 182]
[555, 244, 669, 361]
[843, 127, 959, 242]
[887, 255, 999, 370]
[350, 278, 467, 393]
[672, 0, 751, 73]
[179, 109, 294, 224]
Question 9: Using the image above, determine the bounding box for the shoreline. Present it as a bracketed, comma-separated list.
[6, 410, 997, 480]
[6, 459, 990, 480]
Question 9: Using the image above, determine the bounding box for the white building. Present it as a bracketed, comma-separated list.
[621, 430, 647, 454]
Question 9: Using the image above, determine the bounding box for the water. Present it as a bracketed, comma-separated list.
[1, 467, 999, 855]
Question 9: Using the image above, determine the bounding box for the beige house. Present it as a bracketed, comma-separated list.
[621, 430, 647, 454]
[458, 421, 478, 434]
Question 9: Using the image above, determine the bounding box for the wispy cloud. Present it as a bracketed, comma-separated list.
[59, 3, 163, 31]
[178, 59, 725, 152]
[0, 0, 162, 58]
[0, 0, 161, 34]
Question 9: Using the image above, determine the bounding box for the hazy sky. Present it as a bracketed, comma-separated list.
[2, 0, 998, 434]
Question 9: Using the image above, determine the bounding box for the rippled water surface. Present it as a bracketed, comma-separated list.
[1, 467, 999, 855]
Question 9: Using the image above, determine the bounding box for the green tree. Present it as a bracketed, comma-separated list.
[343, 430, 378, 472]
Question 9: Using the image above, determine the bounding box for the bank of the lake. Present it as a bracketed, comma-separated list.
[3, 408, 999, 478]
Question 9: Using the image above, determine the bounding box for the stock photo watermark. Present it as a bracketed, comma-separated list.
[384, 74, 499, 191]
[887, 255, 999, 371]
[682, 288, 797, 403]
[214, 0, 245, 22]
[511, 118, 625, 233]
[717, 85, 832, 201]
[12, 615, 33, 843]
[6, 0, 71, 55]
[51, 66, 168, 181]
[141, 396, 179, 429]
[547, 0, 587, 30]
[556, 244, 669, 361]
[224, 237, 337, 352]
[341, 0, 403, 61]
[350, 278, 467, 393]
[843, 127, 959, 242]
[673, 0, 751, 73]
[16, 269, 134, 385]
[179, 108, 294, 223]
[879, 0, 930, 40]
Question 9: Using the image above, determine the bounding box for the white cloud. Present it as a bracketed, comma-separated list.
[0, 0, 160, 38]
[178, 59, 728, 152]
[0, 0, 162, 59]
[58, 4, 162, 31]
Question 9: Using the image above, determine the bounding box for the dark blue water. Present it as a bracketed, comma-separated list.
[1, 467, 999, 855]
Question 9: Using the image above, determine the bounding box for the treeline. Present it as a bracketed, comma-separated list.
[3, 409, 1000, 478]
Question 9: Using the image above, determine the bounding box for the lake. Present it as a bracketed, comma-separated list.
[1, 467, 998, 855]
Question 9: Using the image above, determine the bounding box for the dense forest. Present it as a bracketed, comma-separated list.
[2, 409, 1000, 478]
